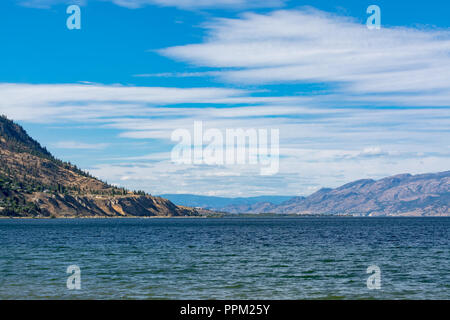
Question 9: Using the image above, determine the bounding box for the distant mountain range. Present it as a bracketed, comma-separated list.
[0, 116, 198, 217]
[159, 194, 293, 212]
[270, 172, 449, 216]
[163, 172, 450, 216]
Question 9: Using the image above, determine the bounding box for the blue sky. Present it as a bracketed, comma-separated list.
[0, 0, 449, 196]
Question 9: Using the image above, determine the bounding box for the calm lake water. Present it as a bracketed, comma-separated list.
[0, 217, 449, 299]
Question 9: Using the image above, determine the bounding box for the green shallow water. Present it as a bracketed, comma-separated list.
[0, 217, 448, 299]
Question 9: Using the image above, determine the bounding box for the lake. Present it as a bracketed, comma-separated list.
[0, 217, 448, 299]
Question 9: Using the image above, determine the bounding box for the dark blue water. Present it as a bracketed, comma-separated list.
[0, 217, 449, 299]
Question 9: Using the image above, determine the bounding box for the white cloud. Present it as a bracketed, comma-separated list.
[88, 153, 450, 197]
[0, 83, 274, 122]
[110, 0, 284, 9]
[53, 141, 109, 149]
[160, 9, 450, 106]
[19, 0, 85, 8]
[360, 146, 383, 156]
[133, 71, 220, 78]
[19, 0, 284, 9]
[93, 105, 449, 196]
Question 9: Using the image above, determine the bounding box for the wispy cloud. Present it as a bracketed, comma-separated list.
[19, 0, 85, 9]
[109, 0, 285, 10]
[160, 9, 450, 106]
[133, 71, 219, 78]
[88, 152, 450, 197]
[94, 105, 449, 196]
[18, 0, 285, 10]
[0, 83, 278, 122]
[53, 141, 109, 150]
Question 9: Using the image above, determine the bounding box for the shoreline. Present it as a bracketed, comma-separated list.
[1, 214, 449, 219]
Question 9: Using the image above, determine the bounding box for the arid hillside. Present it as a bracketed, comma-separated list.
[269, 172, 450, 216]
[0, 115, 198, 217]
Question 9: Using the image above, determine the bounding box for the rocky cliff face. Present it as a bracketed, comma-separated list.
[0, 115, 198, 217]
[271, 172, 449, 216]
[25, 192, 197, 218]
